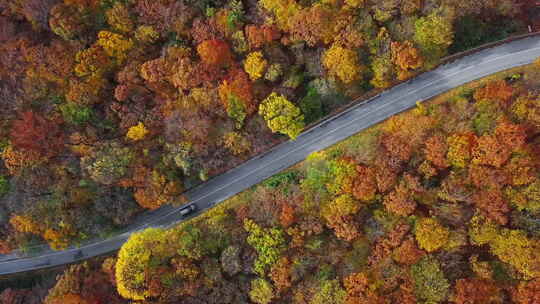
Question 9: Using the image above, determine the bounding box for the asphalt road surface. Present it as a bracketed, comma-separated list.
[1, 36, 540, 275]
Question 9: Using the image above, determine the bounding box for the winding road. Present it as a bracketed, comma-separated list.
[1, 36, 540, 275]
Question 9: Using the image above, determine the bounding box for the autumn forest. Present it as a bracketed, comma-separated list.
[0, 0, 539, 303]
[7, 60, 539, 304]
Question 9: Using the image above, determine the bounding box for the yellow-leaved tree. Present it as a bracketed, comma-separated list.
[259, 92, 304, 139]
[469, 215, 540, 279]
[126, 122, 149, 141]
[135, 25, 159, 44]
[10, 214, 41, 234]
[105, 2, 134, 33]
[415, 217, 450, 252]
[96, 31, 134, 62]
[244, 51, 267, 80]
[414, 12, 454, 61]
[323, 43, 362, 84]
[116, 228, 173, 300]
[259, 0, 301, 31]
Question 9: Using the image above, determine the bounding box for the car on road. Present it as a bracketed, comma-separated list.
[73, 250, 83, 260]
[179, 204, 197, 217]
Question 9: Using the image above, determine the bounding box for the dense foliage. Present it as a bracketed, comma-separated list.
[0, 0, 531, 253]
[5, 63, 539, 303]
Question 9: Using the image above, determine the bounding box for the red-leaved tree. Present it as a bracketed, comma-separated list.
[10, 111, 64, 158]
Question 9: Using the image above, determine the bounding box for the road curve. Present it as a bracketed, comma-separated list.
[1, 36, 540, 275]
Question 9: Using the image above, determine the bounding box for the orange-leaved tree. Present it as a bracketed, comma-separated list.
[287, 4, 336, 47]
[454, 278, 501, 304]
[196, 39, 232, 67]
[351, 165, 378, 202]
[512, 279, 540, 304]
[322, 194, 361, 241]
[245, 24, 281, 49]
[391, 41, 424, 80]
[473, 80, 514, 105]
[218, 68, 255, 127]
